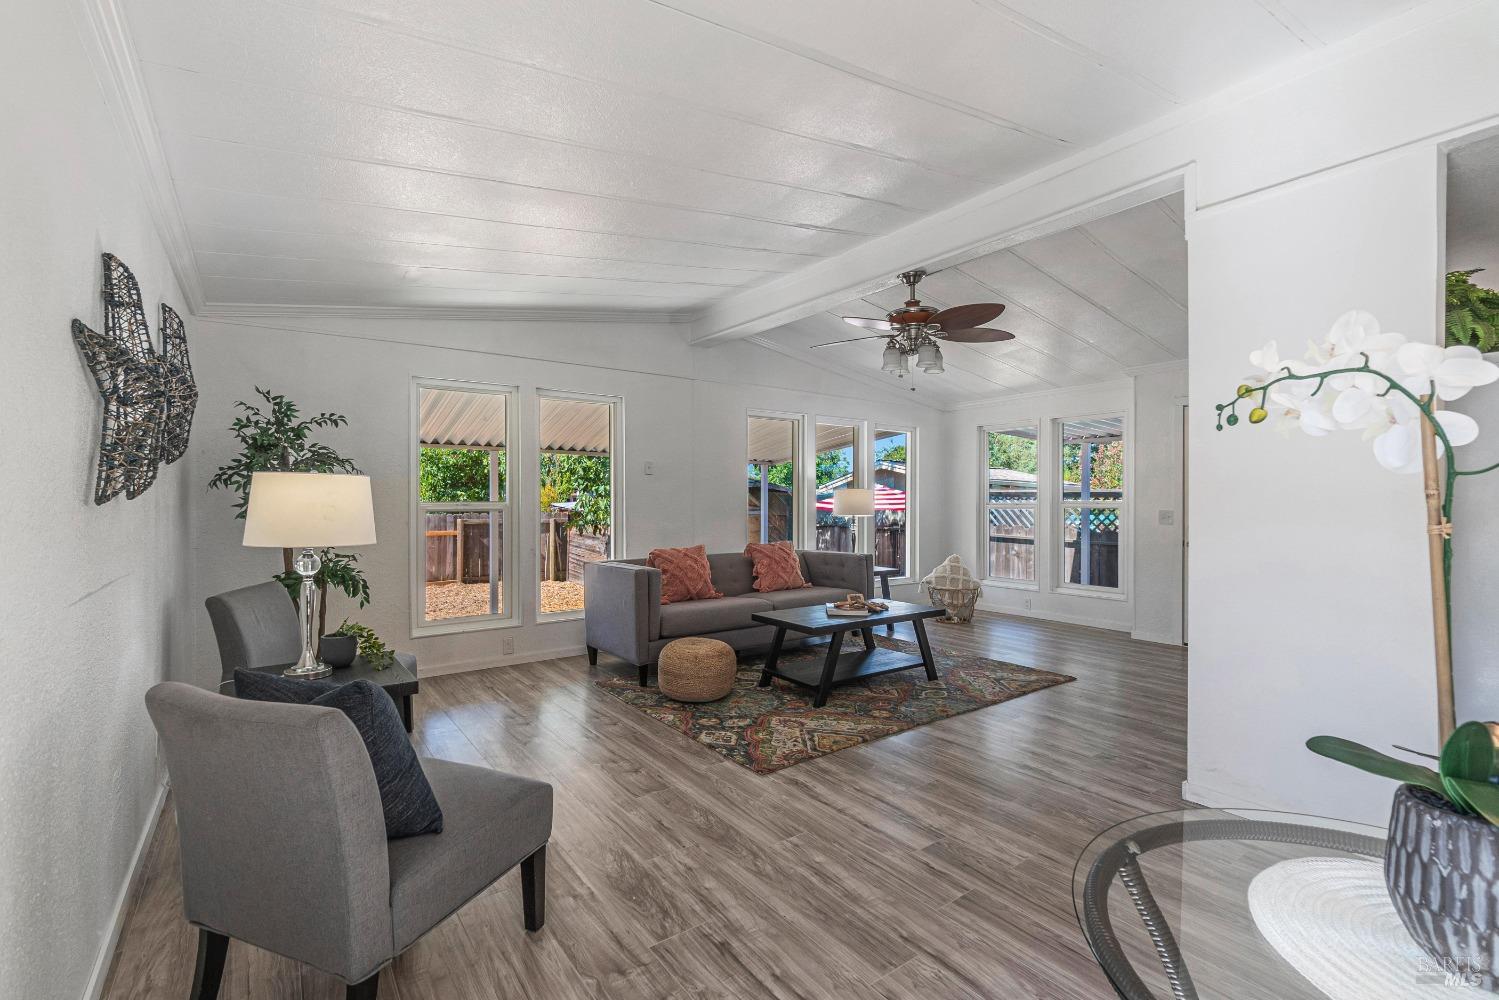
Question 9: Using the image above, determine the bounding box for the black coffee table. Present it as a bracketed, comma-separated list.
[221, 656, 419, 732]
[752, 599, 944, 708]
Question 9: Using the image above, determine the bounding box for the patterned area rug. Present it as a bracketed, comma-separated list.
[594, 635, 1075, 773]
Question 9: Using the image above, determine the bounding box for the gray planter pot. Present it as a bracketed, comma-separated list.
[1385, 783, 1499, 988]
[319, 634, 358, 669]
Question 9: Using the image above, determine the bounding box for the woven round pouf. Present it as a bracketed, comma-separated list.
[657, 637, 736, 702]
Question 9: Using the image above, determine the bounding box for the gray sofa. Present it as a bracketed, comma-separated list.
[584, 549, 873, 686]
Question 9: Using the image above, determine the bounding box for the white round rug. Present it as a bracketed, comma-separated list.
[1247, 857, 1477, 998]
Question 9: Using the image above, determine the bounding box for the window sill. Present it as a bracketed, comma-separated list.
[981, 578, 1039, 592]
[536, 610, 585, 624]
[1053, 585, 1128, 602]
[411, 616, 520, 639]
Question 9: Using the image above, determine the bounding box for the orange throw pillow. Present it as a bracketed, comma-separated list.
[647, 545, 723, 604]
[744, 541, 811, 593]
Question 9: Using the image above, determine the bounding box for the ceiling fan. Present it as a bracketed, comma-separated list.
[812, 269, 1014, 377]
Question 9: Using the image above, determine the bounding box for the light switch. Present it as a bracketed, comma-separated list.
[1158, 509, 1175, 525]
[644, 461, 657, 476]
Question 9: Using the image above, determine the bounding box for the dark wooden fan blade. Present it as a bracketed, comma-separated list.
[939, 327, 1016, 343]
[932, 303, 1004, 330]
[843, 316, 893, 331]
[811, 334, 890, 348]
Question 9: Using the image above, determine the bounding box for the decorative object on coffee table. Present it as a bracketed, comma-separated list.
[596, 634, 1073, 773]
[72, 252, 197, 504]
[242, 472, 377, 679]
[922, 554, 980, 623]
[657, 637, 736, 703]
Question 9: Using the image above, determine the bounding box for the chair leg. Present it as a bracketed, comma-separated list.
[188, 929, 228, 1000]
[587, 645, 598, 665]
[522, 844, 546, 932]
[346, 971, 379, 1000]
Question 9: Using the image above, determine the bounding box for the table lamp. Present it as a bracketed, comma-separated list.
[242, 472, 376, 678]
[832, 488, 875, 518]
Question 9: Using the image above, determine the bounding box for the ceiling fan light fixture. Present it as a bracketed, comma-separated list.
[925, 346, 945, 373]
[881, 343, 902, 373]
[916, 341, 940, 371]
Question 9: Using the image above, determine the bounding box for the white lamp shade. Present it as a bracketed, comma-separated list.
[242, 472, 377, 548]
[832, 488, 875, 517]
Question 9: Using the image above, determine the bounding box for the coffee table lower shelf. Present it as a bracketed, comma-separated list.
[761, 645, 928, 691]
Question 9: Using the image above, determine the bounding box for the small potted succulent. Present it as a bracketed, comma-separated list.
[322, 619, 395, 670]
[1310, 726, 1499, 984]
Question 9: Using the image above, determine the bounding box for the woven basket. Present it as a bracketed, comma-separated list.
[658, 636, 737, 702]
[928, 584, 979, 624]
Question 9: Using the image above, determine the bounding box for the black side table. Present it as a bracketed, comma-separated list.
[221, 657, 419, 732]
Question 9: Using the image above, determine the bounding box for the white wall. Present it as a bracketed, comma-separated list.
[941, 366, 1186, 640]
[1451, 358, 1499, 720]
[0, 3, 192, 998]
[186, 317, 946, 684]
[1186, 149, 1442, 821]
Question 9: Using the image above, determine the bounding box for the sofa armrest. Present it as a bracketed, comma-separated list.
[799, 551, 874, 599]
[583, 562, 661, 665]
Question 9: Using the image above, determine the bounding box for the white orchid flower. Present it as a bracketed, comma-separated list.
[1395, 343, 1499, 402]
[1326, 311, 1406, 368]
[1371, 411, 1479, 474]
[1330, 385, 1391, 431]
[1270, 379, 1338, 436]
[1249, 340, 1281, 373]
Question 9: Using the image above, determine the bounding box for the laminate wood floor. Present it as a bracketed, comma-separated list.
[101, 612, 1188, 1000]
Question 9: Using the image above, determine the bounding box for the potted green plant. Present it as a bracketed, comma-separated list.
[1218, 311, 1499, 981]
[207, 387, 374, 637]
[325, 619, 395, 670]
[1309, 727, 1499, 984]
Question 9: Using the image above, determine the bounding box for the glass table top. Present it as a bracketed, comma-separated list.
[1069, 807, 1443, 999]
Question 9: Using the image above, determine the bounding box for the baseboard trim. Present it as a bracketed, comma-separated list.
[973, 600, 1132, 634]
[418, 644, 588, 677]
[1180, 779, 1287, 812]
[84, 777, 169, 1000]
[1130, 629, 1184, 647]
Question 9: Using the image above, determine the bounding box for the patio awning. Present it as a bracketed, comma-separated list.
[419, 387, 611, 454]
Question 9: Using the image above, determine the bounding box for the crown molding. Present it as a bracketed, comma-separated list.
[195, 302, 699, 324]
[75, 0, 207, 313]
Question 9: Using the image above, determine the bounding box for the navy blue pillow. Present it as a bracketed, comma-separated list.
[234, 671, 443, 839]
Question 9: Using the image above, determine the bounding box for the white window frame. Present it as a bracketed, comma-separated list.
[980, 423, 1041, 591]
[747, 409, 804, 547]
[1053, 411, 1129, 600]
[873, 424, 915, 583]
[812, 415, 867, 557]
[534, 388, 623, 623]
[410, 377, 519, 637]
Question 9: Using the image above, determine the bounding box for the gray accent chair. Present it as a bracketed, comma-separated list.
[584, 549, 873, 686]
[205, 580, 419, 683]
[145, 682, 553, 1000]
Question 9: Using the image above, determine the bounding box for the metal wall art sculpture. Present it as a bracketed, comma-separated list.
[72, 253, 198, 505]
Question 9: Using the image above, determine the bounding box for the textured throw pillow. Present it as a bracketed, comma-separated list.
[646, 544, 723, 604]
[744, 540, 811, 593]
[233, 671, 443, 839]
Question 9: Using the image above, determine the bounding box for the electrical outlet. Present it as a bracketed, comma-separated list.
[502, 636, 515, 656]
[1158, 509, 1175, 526]
[1023, 598, 1031, 610]
[643, 460, 657, 476]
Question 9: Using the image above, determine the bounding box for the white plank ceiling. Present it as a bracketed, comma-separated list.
[122, 0, 1416, 315]
[756, 194, 1188, 406]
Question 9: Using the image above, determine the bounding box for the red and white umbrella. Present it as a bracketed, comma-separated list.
[816, 484, 906, 512]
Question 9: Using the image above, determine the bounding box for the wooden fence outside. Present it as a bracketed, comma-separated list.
[424, 513, 497, 584]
